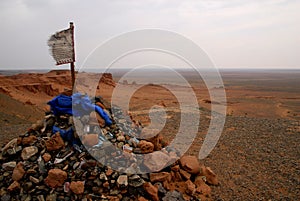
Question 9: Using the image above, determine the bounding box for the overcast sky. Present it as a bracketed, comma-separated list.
[0, 0, 299, 70]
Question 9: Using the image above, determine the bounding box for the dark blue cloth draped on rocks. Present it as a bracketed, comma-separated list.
[47, 92, 112, 126]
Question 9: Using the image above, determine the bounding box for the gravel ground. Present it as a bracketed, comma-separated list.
[204, 116, 300, 201]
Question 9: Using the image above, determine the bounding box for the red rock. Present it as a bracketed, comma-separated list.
[194, 176, 211, 196]
[138, 140, 154, 154]
[105, 168, 113, 176]
[179, 155, 201, 175]
[171, 165, 180, 172]
[89, 111, 105, 127]
[140, 129, 167, 151]
[100, 73, 116, 87]
[179, 169, 191, 180]
[12, 162, 25, 181]
[8, 181, 20, 191]
[103, 181, 110, 188]
[138, 196, 148, 201]
[45, 169, 67, 188]
[42, 153, 51, 162]
[167, 181, 187, 194]
[17, 137, 22, 145]
[143, 151, 172, 172]
[200, 166, 219, 185]
[22, 135, 37, 145]
[143, 182, 159, 201]
[70, 181, 85, 194]
[150, 172, 170, 183]
[45, 133, 65, 151]
[81, 134, 99, 147]
[185, 180, 196, 195]
[173, 171, 183, 182]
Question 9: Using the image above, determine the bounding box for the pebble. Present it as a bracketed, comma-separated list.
[2, 161, 16, 170]
[21, 146, 38, 160]
[117, 175, 128, 188]
[29, 176, 40, 184]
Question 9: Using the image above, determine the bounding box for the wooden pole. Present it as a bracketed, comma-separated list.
[70, 22, 75, 90]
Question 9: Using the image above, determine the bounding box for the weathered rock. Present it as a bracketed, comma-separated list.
[140, 129, 165, 151]
[42, 153, 51, 162]
[45, 133, 65, 151]
[200, 166, 219, 185]
[1, 138, 18, 153]
[70, 181, 85, 194]
[106, 168, 113, 176]
[144, 151, 172, 172]
[2, 161, 16, 170]
[23, 182, 33, 191]
[46, 193, 57, 201]
[89, 111, 105, 127]
[45, 169, 67, 188]
[162, 190, 185, 201]
[29, 176, 40, 184]
[81, 134, 99, 147]
[179, 155, 200, 175]
[194, 176, 211, 196]
[117, 175, 128, 188]
[150, 172, 170, 183]
[7, 181, 20, 191]
[117, 135, 125, 142]
[143, 182, 159, 201]
[128, 175, 145, 187]
[185, 180, 196, 195]
[22, 135, 37, 145]
[21, 146, 38, 160]
[138, 140, 154, 154]
[12, 162, 25, 181]
[138, 196, 148, 201]
[99, 172, 108, 181]
[179, 169, 191, 180]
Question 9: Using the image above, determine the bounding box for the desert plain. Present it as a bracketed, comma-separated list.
[0, 68, 299, 200]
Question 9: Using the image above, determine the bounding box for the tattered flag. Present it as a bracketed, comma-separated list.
[48, 27, 75, 65]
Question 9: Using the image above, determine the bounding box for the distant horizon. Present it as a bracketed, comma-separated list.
[0, 66, 299, 70]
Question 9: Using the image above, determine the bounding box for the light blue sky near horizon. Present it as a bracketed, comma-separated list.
[0, 0, 299, 70]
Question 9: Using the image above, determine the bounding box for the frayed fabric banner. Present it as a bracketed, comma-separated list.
[48, 28, 75, 65]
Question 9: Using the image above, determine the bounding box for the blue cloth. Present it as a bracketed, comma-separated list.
[52, 126, 80, 145]
[47, 93, 112, 125]
[47, 94, 73, 115]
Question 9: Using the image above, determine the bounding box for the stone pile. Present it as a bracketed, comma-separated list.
[0, 95, 218, 201]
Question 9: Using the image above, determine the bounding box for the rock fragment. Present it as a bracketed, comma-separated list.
[45, 133, 64, 151]
[70, 181, 85, 194]
[21, 146, 38, 160]
[45, 168, 67, 188]
[143, 182, 159, 201]
[144, 151, 172, 172]
[179, 155, 201, 175]
[12, 162, 25, 181]
[138, 140, 154, 154]
[81, 134, 99, 147]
